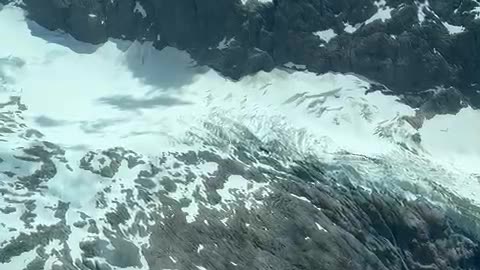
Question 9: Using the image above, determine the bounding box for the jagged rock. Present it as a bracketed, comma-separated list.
[420, 87, 468, 119]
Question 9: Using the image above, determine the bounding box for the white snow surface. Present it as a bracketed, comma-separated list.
[314, 29, 337, 43]
[365, 0, 393, 25]
[1, 5, 480, 269]
[417, 0, 430, 23]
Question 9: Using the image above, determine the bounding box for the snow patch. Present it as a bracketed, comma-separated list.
[134, 1, 147, 18]
[314, 29, 337, 43]
[442, 22, 465, 34]
[344, 23, 358, 33]
[365, 0, 393, 25]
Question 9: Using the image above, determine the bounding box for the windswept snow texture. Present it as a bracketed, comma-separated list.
[1, 5, 480, 270]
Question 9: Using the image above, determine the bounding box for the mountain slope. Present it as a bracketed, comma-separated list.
[1, 3, 480, 270]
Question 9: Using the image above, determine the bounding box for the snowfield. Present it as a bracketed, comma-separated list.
[1, 4, 480, 270]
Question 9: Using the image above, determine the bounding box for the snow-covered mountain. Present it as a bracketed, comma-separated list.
[1, 2, 480, 270]
[18, 0, 480, 106]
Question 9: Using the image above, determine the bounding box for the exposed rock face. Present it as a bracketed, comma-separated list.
[22, 0, 244, 47]
[19, 0, 480, 105]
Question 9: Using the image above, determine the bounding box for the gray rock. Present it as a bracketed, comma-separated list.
[73, 221, 87, 228]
